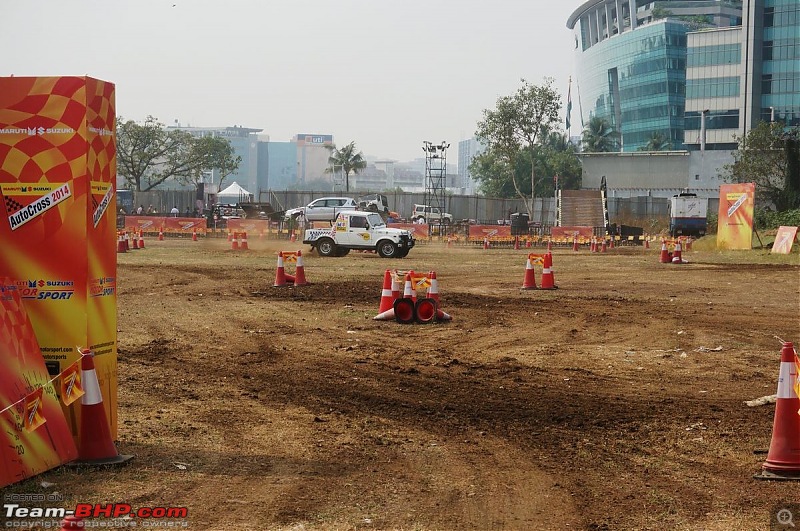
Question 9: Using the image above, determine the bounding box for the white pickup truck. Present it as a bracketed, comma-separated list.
[303, 211, 415, 258]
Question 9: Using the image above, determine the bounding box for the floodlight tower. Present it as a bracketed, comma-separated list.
[422, 140, 449, 227]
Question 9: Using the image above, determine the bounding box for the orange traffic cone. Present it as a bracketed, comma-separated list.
[377, 269, 394, 314]
[427, 271, 440, 306]
[526, 238, 532, 249]
[686, 237, 693, 251]
[514, 236, 520, 250]
[116, 233, 126, 253]
[415, 298, 437, 323]
[547, 239, 552, 251]
[158, 227, 164, 241]
[240, 232, 249, 250]
[572, 236, 579, 252]
[755, 341, 800, 480]
[589, 237, 596, 253]
[671, 240, 683, 264]
[521, 257, 537, 290]
[192, 228, 198, 242]
[59, 516, 84, 530]
[644, 237, 650, 249]
[610, 236, 615, 249]
[131, 231, 138, 249]
[74, 349, 134, 466]
[601, 238, 607, 253]
[294, 250, 308, 286]
[138, 230, 145, 249]
[403, 270, 416, 303]
[659, 240, 670, 263]
[392, 272, 416, 324]
[228, 231, 233, 242]
[540, 252, 556, 289]
[483, 237, 489, 250]
[231, 232, 239, 250]
[274, 252, 288, 287]
[447, 236, 452, 248]
[290, 231, 296, 243]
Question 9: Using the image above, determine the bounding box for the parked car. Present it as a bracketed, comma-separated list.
[285, 197, 358, 222]
[410, 204, 453, 224]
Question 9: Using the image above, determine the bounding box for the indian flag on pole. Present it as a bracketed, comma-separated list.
[565, 77, 572, 132]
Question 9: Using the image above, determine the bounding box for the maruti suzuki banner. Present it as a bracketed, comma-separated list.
[0, 76, 118, 441]
[716, 183, 755, 250]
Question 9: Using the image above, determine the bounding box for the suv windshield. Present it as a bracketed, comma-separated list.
[367, 213, 385, 227]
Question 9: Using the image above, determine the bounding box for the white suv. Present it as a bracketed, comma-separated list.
[285, 197, 358, 222]
[411, 204, 453, 224]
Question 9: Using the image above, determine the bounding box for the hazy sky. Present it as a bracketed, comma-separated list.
[1, 0, 578, 164]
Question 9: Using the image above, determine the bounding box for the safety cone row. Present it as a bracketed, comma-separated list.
[72, 349, 134, 466]
[755, 341, 800, 481]
[374, 270, 451, 322]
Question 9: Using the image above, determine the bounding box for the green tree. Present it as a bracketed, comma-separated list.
[581, 116, 619, 152]
[475, 78, 562, 218]
[725, 122, 800, 210]
[326, 141, 366, 193]
[638, 131, 673, 151]
[116, 116, 240, 191]
[470, 131, 581, 198]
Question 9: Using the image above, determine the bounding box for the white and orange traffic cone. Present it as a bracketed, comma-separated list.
[415, 298, 437, 323]
[483, 237, 489, 250]
[644, 236, 650, 249]
[290, 231, 296, 243]
[294, 250, 308, 286]
[231, 232, 239, 250]
[427, 271, 440, 306]
[131, 231, 139, 249]
[74, 349, 134, 466]
[609, 236, 615, 249]
[671, 240, 684, 264]
[547, 238, 552, 251]
[755, 341, 800, 480]
[158, 227, 164, 241]
[521, 256, 537, 290]
[138, 230, 145, 249]
[377, 269, 394, 314]
[514, 236, 520, 250]
[540, 252, 556, 290]
[572, 236, 579, 252]
[659, 240, 670, 263]
[192, 228, 198, 242]
[274, 252, 288, 287]
[116, 233, 126, 253]
[240, 232, 249, 250]
[601, 238, 607, 253]
[393, 271, 416, 324]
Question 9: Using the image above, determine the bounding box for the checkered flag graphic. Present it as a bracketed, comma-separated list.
[4, 196, 23, 214]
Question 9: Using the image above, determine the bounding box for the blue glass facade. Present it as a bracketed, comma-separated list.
[576, 21, 689, 151]
[760, 0, 799, 125]
[265, 142, 298, 191]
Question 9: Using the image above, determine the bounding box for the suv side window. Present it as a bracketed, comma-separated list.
[349, 216, 367, 229]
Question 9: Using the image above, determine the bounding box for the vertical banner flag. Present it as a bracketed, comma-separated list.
[716, 183, 755, 250]
[60, 360, 85, 406]
[23, 387, 46, 433]
[0, 76, 119, 443]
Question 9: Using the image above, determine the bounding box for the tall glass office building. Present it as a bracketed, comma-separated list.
[567, 0, 743, 152]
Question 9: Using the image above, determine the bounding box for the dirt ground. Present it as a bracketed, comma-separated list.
[16, 236, 800, 530]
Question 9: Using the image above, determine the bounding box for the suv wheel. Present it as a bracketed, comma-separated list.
[316, 238, 337, 257]
[377, 240, 398, 258]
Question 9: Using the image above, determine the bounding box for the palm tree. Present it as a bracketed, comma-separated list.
[581, 117, 619, 152]
[326, 141, 367, 193]
[639, 132, 673, 151]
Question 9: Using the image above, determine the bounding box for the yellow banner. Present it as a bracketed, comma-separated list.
[716, 183, 755, 249]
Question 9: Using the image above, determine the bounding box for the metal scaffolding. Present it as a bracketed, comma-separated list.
[422, 140, 449, 229]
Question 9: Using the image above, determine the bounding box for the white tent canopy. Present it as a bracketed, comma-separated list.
[217, 181, 252, 202]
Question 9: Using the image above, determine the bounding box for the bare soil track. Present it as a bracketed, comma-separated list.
[10, 238, 800, 530]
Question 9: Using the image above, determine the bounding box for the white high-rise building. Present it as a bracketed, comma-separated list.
[458, 138, 485, 195]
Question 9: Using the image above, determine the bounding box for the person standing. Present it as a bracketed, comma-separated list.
[136, 204, 144, 215]
[170, 206, 179, 217]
